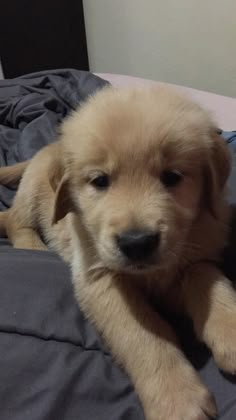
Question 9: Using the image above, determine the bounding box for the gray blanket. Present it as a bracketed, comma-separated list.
[0, 69, 235, 420]
[0, 69, 109, 210]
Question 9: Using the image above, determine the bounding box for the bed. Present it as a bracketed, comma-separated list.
[0, 69, 236, 420]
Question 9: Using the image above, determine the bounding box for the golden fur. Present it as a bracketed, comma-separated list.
[1, 85, 236, 420]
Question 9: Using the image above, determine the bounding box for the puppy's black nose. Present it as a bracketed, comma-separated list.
[116, 230, 160, 261]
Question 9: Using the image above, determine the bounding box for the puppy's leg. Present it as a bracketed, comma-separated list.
[182, 263, 236, 374]
[7, 215, 47, 251]
[11, 227, 47, 250]
[0, 210, 8, 236]
[75, 274, 216, 420]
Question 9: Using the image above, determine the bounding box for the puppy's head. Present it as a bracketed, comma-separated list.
[54, 86, 231, 274]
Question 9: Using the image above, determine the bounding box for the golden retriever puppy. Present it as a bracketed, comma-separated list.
[1, 85, 236, 420]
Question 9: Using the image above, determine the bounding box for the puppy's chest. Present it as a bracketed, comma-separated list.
[145, 275, 184, 316]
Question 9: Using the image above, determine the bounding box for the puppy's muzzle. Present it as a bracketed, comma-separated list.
[116, 229, 160, 262]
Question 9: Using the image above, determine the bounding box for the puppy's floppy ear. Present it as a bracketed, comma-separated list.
[52, 175, 76, 224]
[49, 160, 64, 192]
[204, 129, 231, 217]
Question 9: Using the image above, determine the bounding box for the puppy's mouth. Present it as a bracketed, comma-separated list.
[117, 257, 161, 275]
[98, 252, 161, 275]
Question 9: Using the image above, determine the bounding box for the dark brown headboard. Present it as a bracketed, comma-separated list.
[0, 0, 89, 78]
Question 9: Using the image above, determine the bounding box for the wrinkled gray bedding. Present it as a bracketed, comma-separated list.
[0, 69, 236, 420]
[0, 69, 109, 210]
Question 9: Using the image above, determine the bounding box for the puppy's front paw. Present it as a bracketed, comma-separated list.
[139, 362, 217, 420]
[205, 310, 236, 374]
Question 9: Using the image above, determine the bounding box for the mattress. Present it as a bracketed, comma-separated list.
[0, 69, 236, 420]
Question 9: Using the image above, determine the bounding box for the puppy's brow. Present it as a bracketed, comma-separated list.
[79, 166, 105, 178]
[79, 160, 115, 178]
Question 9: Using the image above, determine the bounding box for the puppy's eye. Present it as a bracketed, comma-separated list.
[90, 174, 110, 189]
[160, 170, 183, 187]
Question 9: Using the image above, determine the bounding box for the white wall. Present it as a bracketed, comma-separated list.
[83, 0, 236, 97]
